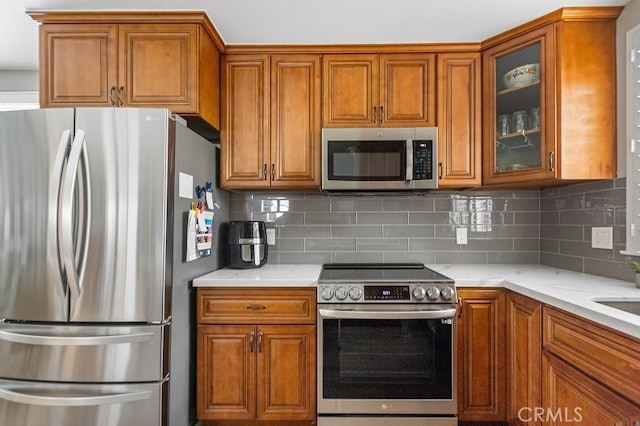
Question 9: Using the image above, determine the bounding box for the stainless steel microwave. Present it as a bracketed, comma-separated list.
[322, 127, 438, 191]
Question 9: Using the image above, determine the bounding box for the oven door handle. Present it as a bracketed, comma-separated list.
[318, 308, 457, 320]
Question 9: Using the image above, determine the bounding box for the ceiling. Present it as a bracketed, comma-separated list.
[0, 0, 631, 71]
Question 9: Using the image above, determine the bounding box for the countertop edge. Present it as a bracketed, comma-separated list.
[193, 263, 640, 340]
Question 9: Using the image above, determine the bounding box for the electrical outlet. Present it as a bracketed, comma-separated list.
[591, 227, 613, 249]
[456, 228, 468, 245]
[266, 228, 276, 246]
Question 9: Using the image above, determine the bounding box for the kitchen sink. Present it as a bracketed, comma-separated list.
[594, 300, 640, 316]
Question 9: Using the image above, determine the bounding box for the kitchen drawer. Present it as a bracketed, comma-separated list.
[197, 288, 316, 324]
[543, 306, 640, 403]
[0, 379, 166, 426]
[0, 323, 167, 383]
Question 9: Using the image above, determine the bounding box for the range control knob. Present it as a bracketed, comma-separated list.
[320, 287, 334, 301]
[426, 286, 441, 301]
[348, 287, 362, 300]
[440, 287, 455, 301]
[334, 286, 348, 301]
[412, 286, 426, 300]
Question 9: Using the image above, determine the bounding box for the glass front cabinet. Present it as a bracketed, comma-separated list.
[482, 10, 619, 186]
[483, 25, 555, 184]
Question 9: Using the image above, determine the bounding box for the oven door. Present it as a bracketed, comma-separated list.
[317, 304, 456, 416]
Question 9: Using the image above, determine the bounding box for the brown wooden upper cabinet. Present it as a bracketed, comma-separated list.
[323, 53, 436, 128]
[221, 54, 321, 190]
[437, 52, 482, 187]
[482, 8, 621, 186]
[30, 13, 221, 130]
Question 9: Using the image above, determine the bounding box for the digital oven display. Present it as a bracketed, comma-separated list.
[364, 286, 410, 300]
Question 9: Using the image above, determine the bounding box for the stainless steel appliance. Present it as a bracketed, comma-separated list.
[228, 221, 268, 268]
[317, 263, 457, 426]
[0, 108, 229, 426]
[322, 127, 438, 191]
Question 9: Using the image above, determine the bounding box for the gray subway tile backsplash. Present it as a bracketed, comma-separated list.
[539, 177, 635, 282]
[228, 178, 636, 283]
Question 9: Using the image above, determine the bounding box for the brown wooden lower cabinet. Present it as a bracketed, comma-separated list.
[501, 293, 640, 426]
[197, 288, 316, 423]
[542, 353, 640, 424]
[506, 291, 542, 425]
[457, 288, 506, 422]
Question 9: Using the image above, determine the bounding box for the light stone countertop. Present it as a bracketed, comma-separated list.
[430, 264, 640, 340]
[193, 263, 640, 340]
[193, 264, 322, 287]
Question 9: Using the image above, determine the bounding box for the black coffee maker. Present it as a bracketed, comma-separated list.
[228, 221, 268, 268]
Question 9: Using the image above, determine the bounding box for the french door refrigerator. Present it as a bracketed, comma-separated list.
[0, 108, 228, 426]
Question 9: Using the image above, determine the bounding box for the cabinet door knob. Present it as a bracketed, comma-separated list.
[373, 106, 378, 124]
[271, 164, 275, 181]
[109, 86, 116, 106]
[249, 332, 255, 353]
[117, 86, 124, 106]
[380, 106, 384, 124]
[263, 164, 268, 180]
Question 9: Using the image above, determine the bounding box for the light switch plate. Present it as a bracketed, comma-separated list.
[178, 172, 193, 199]
[456, 227, 468, 245]
[591, 227, 613, 249]
[266, 228, 276, 245]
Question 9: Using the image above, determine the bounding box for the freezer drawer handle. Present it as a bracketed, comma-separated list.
[0, 387, 152, 407]
[0, 330, 155, 346]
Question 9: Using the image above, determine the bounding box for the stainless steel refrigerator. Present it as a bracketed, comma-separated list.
[0, 108, 229, 426]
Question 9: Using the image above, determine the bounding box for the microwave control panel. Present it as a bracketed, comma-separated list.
[413, 140, 433, 180]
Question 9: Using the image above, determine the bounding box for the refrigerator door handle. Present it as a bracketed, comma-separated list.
[0, 386, 152, 407]
[60, 129, 89, 300]
[0, 329, 155, 346]
[50, 129, 72, 298]
[77, 132, 92, 287]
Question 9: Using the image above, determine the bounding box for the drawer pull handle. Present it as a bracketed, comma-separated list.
[246, 305, 267, 311]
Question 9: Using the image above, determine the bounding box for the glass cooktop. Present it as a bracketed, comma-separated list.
[318, 263, 453, 283]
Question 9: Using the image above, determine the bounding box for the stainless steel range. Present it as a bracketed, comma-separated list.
[317, 263, 458, 426]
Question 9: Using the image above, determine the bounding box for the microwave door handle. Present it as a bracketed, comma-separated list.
[318, 308, 457, 320]
[406, 140, 413, 181]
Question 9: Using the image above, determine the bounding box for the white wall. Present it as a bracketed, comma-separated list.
[0, 70, 38, 91]
[616, 0, 640, 178]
